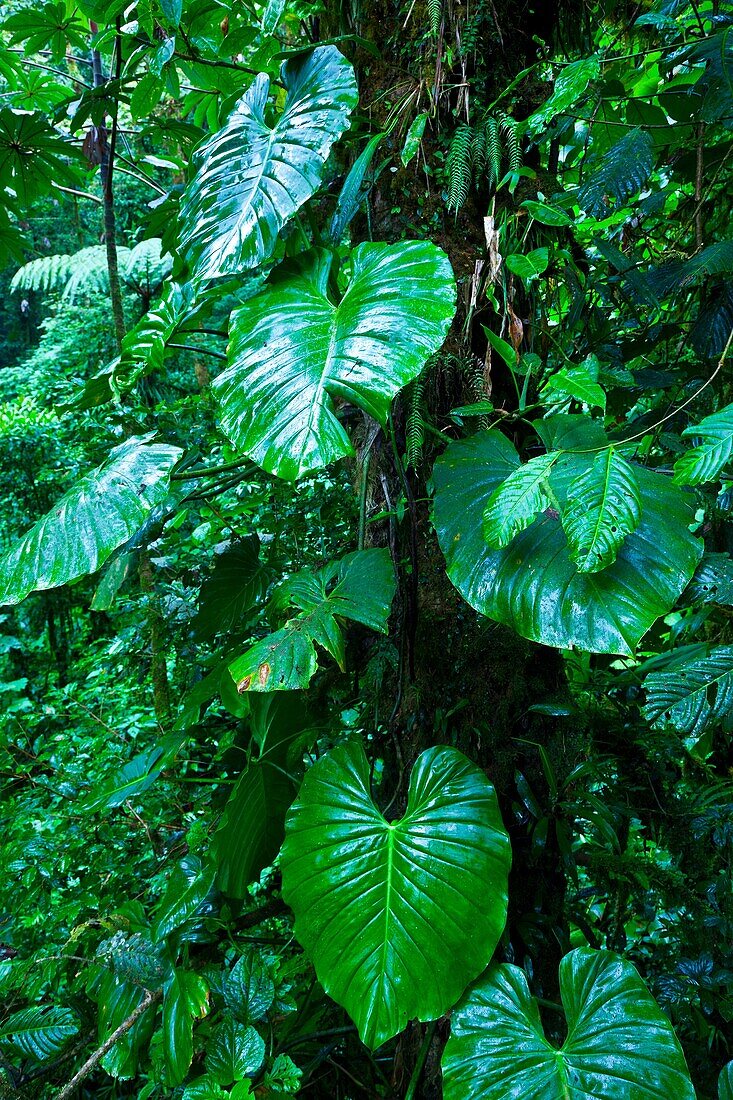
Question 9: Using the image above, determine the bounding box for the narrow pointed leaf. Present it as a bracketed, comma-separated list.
[674, 403, 733, 485]
[643, 645, 733, 740]
[0, 436, 182, 607]
[442, 947, 694, 1099]
[432, 429, 701, 654]
[281, 740, 511, 1049]
[178, 47, 358, 280]
[483, 452, 559, 548]
[216, 242, 456, 479]
[562, 448, 641, 572]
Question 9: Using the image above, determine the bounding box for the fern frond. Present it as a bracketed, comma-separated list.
[471, 127, 487, 175]
[406, 374, 426, 469]
[447, 124, 473, 212]
[11, 240, 170, 302]
[122, 238, 172, 295]
[484, 116, 502, 189]
[499, 112, 521, 173]
[428, 0, 442, 36]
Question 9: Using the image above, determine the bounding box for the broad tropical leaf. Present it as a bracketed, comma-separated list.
[0, 435, 182, 607]
[281, 740, 511, 1049]
[441, 947, 694, 1098]
[163, 970, 209, 1086]
[95, 972, 157, 1078]
[483, 452, 559, 548]
[525, 56, 600, 136]
[578, 128, 654, 217]
[154, 857, 215, 940]
[224, 953, 275, 1024]
[674, 403, 733, 485]
[213, 694, 312, 897]
[195, 537, 270, 638]
[432, 426, 701, 654]
[643, 645, 733, 740]
[720, 1061, 733, 1100]
[216, 242, 456, 479]
[686, 553, 733, 605]
[562, 448, 641, 572]
[206, 1020, 264, 1085]
[228, 549, 395, 691]
[0, 1006, 78, 1062]
[178, 47, 358, 280]
[0, 108, 82, 205]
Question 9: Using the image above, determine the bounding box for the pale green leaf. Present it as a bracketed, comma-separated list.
[483, 452, 559, 549]
[216, 242, 456, 480]
[281, 740, 511, 1049]
[562, 448, 641, 572]
[0, 435, 182, 607]
[178, 47, 358, 280]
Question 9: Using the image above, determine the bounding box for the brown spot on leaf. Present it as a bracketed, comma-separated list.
[258, 663, 271, 687]
[237, 675, 252, 693]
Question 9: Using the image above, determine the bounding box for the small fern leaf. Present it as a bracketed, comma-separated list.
[578, 128, 653, 217]
[643, 645, 733, 740]
[483, 452, 560, 549]
[562, 448, 641, 573]
[499, 112, 521, 173]
[406, 375, 426, 469]
[674, 403, 733, 485]
[428, 0, 442, 36]
[447, 125, 473, 212]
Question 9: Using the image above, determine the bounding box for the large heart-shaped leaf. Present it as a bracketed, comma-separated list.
[228, 548, 395, 691]
[216, 242, 456, 479]
[280, 740, 511, 1049]
[0, 435, 182, 607]
[442, 947, 695, 1099]
[178, 47, 357, 281]
[432, 427, 701, 654]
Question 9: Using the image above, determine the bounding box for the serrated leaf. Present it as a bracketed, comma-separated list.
[562, 448, 641, 572]
[483, 452, 559, 548]
[0, 1006, 78, 1062]
[228, 549, 395, 692]
[432, 428, 702, 654]
[206, 1020, 264, 1085]
[281, 740, 511, 1049]
[643, 645, 733, 741]
[442, 947, 694, 1099]
[224, 953, 275, 1024]
[0, 435, 182, 607]
[216, 242, 456, 480]
[178, 47, 358, 280]
[674, 403, 733, 485]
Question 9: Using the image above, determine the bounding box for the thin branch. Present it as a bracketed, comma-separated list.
[54, 989, 161, 1100]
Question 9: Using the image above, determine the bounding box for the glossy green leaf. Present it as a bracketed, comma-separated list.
[520, 199, 572, 226]
[0, 435, 182, 607]
[328, 131, 384, 242]
[401, 112, 428, 166]
[163, 970, 209, 1086]
[483, 452, 559, 549]
[261, 0, 286, 34]
[96, 973, 157, 1078]
[84, 745, 167, 812]
[432, 429, 701, 654]
[720, 1061, 733, 1100]
[206, 1020, 265, 1085]
[216, 242, 456, 479]
[154, 857, 215, 940]
[674, 403, 733, 485]
[228, 549, 395, 691]
[687, 553, 733, 604]
[0, 108, 82, 205]
[0, 1006, 78, 1062]
[213, 694, 312, 897]
[442, 947, 694, 1099]
[483, 325, 518, 368]
[562, 448, 641, 572]
[195, 537, 270, 639]
[178, 47, 358, 280]
[281, 740, 511, 1049]
[525, 57, 599, 136]
[544, 365, 606, 409]
[643, 645, 733, 740]
[505, 248, 549, 281]
[224, 953, 275, 1024]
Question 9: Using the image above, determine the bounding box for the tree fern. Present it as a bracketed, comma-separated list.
[447, 124, 474, 212]
[11, 239, 170, 302]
